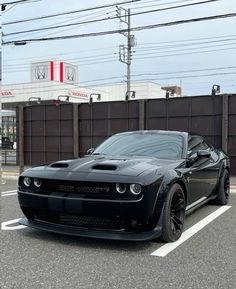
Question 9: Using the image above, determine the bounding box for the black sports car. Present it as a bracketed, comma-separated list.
[18, 130, 230, 242]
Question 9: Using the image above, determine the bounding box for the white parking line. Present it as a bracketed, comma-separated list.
[2, 192, 17, 197]
[1, 218, 26, 230]
[151, 205, 231, 257]
[1, 190, 17, 197]
[1, 190, 17, 194]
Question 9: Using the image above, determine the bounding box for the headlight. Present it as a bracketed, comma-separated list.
[116, 183, 127, 194]
[23, 177, 31, 187]
[34, 178, 42, 188]
[130, 184, 142, 195]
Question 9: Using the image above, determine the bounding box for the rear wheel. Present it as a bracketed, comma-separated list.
[213, 170, 230, 205]
[161, 184, 186, 242]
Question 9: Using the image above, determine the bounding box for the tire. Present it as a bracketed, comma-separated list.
[213, 170, 230, 205]
[160, 184, 186, 242]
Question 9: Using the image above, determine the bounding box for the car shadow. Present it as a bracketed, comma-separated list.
[21, 229, 157, 252]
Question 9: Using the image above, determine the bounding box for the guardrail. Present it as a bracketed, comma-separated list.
[1, 149, 17, 165]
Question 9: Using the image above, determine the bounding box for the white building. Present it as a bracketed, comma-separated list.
[1, 60, 181, 106]
[1, 79, 178, 106]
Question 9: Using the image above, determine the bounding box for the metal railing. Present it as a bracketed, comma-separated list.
[1, 149, 17, 165]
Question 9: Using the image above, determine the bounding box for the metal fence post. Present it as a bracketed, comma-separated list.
[73, 104, 79, 158]
[19, 105, 24, 174]
[222, 94, 229, 153]
[139, 100, 145, 130]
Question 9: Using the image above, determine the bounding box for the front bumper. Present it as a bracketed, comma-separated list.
[18, 188, 162, 240]
[19, 217, 162, 241]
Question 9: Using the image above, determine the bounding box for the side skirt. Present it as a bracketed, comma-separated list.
[185, 195, 215, 216]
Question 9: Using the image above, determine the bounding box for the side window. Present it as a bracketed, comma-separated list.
[188, 136, 210, 157]
[201, 141, 211, 150]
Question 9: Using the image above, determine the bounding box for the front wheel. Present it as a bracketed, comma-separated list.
[161, 184, 186, 242]
[213, 170, 230, 205]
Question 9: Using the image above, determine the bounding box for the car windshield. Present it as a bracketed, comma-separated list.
[93, 133, 184, 159]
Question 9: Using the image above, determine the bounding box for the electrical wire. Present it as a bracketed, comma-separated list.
[3, 12, 236, 45]
[6, 8, 115, 40]
[133, 45, 236, 60]
[133, 41, 236, 56]
[3, 41, 236, 71]
[3, 32, 236, 64]
[3, 0, 141, 25]
[2, 0, 38, 4]
[3, 0, 220, 37]
[2, 70, 235, 96]
[2, 65, 236, 86]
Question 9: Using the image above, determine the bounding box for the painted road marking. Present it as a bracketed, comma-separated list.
[2, 192, 17, 197]
[1, 218, 26, 230]
[1, 190, 17, 194]
[151, 205, 231, 257]
[1, 190, 17, 197]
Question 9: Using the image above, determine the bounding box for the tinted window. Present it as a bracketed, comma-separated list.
[93, 133, 184, 159]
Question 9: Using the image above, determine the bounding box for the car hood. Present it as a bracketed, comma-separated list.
[22, 156, 184, 185]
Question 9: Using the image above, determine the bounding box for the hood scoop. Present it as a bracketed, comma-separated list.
[92, 164, 117, 171]
[50, 162, 69, 168]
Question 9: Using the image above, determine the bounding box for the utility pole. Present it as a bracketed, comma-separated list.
[117, 7, 136, 101]
[127, 8, 131, 96]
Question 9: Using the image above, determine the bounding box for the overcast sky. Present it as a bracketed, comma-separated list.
[1, 0, 236, 96]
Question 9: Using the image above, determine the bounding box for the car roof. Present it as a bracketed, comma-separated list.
[115, 130, 188, 138]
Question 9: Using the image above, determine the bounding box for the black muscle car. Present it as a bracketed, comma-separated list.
[18, 130, 230, 242]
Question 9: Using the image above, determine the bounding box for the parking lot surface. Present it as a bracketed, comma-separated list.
[1, 179, 236, 289]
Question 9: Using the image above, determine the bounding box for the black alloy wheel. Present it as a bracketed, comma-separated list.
[161, 184, 186, 242]
[224, 175, 230, 202]
[214, 170, 230, 205]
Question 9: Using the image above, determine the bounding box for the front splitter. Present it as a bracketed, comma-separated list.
[19, 217, 162, 241]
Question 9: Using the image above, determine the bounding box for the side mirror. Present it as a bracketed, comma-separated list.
[197, 150, 211, 158]
[86, 148, 95, 155]
[186, 150, 211, 167]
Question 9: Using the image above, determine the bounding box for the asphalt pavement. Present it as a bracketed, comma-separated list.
[1, 178, 236, 289]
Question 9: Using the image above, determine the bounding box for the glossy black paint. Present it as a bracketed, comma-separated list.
[18, 130, 230, 241]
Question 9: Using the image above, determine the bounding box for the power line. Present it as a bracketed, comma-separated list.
[3, 70, 236, 95]
[3, 33, 236, 65]
[5, 8, 115, 40]
[131, 0, 194, 10]
[134, 41, 236, 56]
[2, 65, 236, 86]
[133, 71, 236, 81]
[3, 0, 220, 37]
[133, 45, 236, 59]
[3, 0, 141, 25]
[3, 44, 117, 63]
[2, 0, 36, 4]
[3, 12, 236, 45]
[136, 37, 236, 50]
[3, 42, 236, 72]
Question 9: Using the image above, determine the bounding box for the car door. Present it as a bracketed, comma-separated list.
[185, 136, 219, 206]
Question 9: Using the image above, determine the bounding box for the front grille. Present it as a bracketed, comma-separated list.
[59, 214, 124, 230]
[43, 180, 114, 196]
[35, 210, 124, 231]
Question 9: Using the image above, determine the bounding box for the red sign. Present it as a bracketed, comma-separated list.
[0, 90, 14, 97]
[68, 90, 88, 99]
